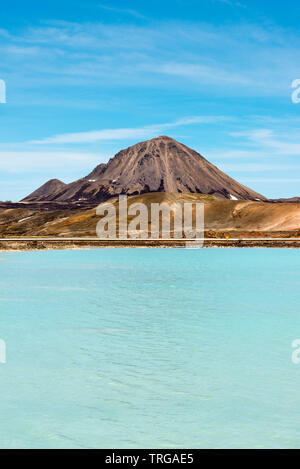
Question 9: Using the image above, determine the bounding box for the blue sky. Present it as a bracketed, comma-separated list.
[1, 0, 300, 200]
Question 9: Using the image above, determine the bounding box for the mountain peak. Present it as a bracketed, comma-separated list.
[153, 135, 175, 140]
[23, 137, 266, 203]
[22, 179, 66, 202]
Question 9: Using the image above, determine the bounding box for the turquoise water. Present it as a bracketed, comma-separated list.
[0, 248, 300, 449]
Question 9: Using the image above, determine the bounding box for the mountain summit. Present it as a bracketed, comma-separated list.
[23, 136, 266, 202]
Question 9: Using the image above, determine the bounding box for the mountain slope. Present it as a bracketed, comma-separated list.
[22, 179, 66, 202]
[23, 136, 266, 202]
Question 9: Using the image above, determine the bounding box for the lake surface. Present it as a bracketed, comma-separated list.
[0, 248, 299, 448]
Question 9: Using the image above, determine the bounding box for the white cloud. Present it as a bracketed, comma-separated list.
[2, 19, 300, 97]
[218, 163, 300, 172]
[207, 149, 269, 160]
[97, 3, 146, 19]
[0, 151, 104, 173]
[150, 62, 250, 86]
[241, 177, 300, 183]
[230, 129, 300, 156]
[214, 0, 246, 7]
[29, 116, 229, 145]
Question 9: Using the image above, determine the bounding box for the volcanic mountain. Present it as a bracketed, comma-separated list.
[24, 179, 67, 202]
[23, 136, 266, 202]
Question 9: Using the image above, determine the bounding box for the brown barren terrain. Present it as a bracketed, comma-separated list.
[0, 193, 300, 249]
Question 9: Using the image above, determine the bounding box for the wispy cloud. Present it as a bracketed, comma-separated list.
[97, 3, 146, 19]
[240, 177, 300, 183]
[230, 129, 300, 156]
[219, 163, 300, 172]
[213, 0, 246, 8]
[29, 116, 230, 144]
[149, 62, 250, 85]
[0, 151, 103, 173]
[1, 19, 299, 97]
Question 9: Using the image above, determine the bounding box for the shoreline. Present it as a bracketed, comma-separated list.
[1, 238, 300, 250]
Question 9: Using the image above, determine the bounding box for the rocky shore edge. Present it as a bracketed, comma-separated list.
[1, 238, 300, 251]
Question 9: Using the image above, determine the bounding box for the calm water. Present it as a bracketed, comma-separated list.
[0, 248, 299, 448]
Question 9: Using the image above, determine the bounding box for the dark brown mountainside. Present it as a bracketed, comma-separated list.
[23, 136, 266, 202]
[24, 179, 66, 202]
